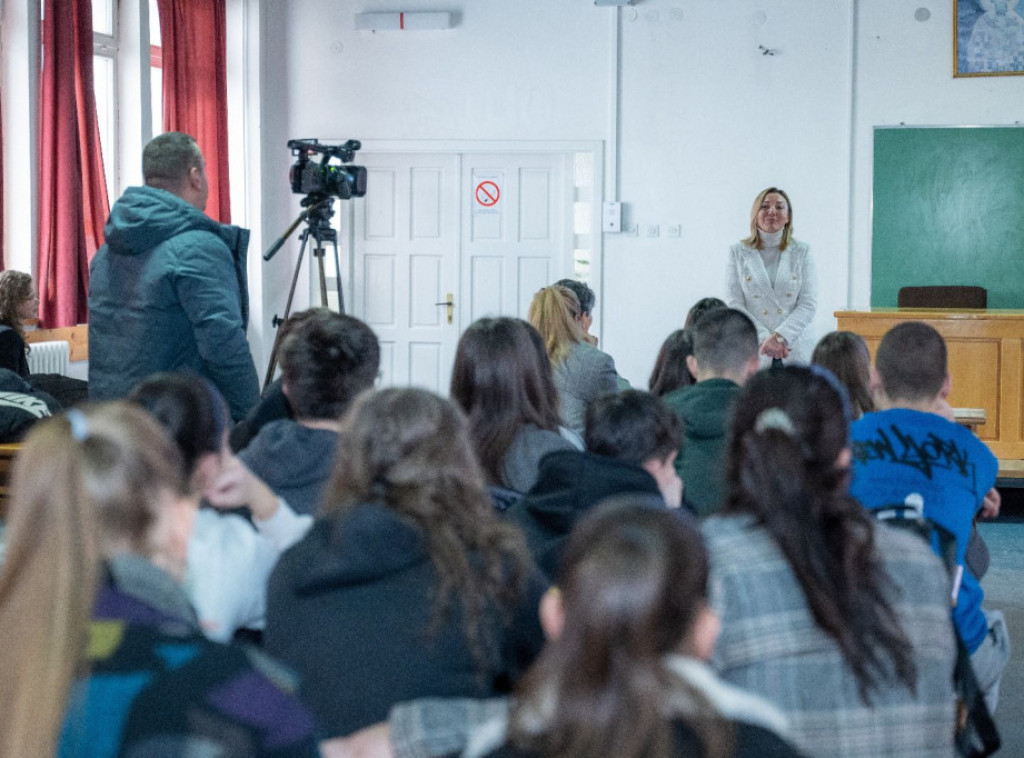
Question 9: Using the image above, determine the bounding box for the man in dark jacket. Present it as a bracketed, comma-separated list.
[88, 132, 259, 421]
[662, 307, 759, 517]
[507, 390, 684, 577]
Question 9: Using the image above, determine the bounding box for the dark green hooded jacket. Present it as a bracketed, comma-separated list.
[663, 378, 741, 517]
[88, 186, 258, 420]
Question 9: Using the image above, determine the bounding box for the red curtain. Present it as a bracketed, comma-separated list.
[157, 0, 231, 223]
[0, 93, 5, 271]
[38, 0, 109, 327]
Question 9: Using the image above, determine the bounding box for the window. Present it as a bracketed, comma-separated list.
[93, 1, 117, 203]
[150, 0, 163, 135]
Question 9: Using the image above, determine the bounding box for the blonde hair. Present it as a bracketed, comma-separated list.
[741, 187, 794, 251]
[527, 285, 581, 365]
[0, 404, 187, 757]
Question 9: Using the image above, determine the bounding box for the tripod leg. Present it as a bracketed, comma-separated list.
[316, 242, 330, 307]
[263, 229, 310, 390]
[331, 233, 345, 315]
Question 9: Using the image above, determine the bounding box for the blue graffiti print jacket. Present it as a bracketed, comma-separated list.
[849, 408, 998, 652]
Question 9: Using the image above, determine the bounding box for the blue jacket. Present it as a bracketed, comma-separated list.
[88, 186, 259, 420]
[849, 408, 998, 653]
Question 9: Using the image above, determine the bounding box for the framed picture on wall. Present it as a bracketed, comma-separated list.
[954, 0, 1024, 76]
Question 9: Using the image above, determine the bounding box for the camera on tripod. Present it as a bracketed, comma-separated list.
[288, 138, 368, 200]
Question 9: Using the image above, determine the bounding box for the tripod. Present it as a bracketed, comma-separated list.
[261, 194, 345, 389]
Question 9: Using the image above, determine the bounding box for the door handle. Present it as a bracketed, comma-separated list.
[434, 293, 454, 325]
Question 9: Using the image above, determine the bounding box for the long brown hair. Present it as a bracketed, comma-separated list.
[321, 388, 533, 665]
[0, 404, 188, 757]
[648, 329, 695, 396]
[451, 317, 563, 486]
[724, 367, 916, 703]
[508, 500, 730, 758]
[528, 286, 582, 366]
[812, 331, 875, 419]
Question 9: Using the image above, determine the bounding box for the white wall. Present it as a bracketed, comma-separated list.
[849, 1, 1024, 309]
[604, 1, 852, 384]
[261, 0, 1023, 386]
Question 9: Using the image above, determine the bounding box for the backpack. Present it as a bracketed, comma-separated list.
[872, 494, 1000, 758]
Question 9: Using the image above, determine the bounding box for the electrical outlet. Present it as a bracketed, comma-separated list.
[646, 224, 660, 238]
[666, 224, 681, 238]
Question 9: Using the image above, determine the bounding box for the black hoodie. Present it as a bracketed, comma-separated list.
[505, 449, 665, 579]
[265, 502, 547, 738]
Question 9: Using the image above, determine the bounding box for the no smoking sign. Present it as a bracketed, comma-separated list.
[474, 180, 501, 208]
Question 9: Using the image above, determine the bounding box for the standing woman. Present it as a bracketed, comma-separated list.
[726, 188, 817, 366]
[528, 286, 618, 435]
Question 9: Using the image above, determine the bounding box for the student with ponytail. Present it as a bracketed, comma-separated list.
[466, 499, 799, 758]
[703, 366, 958, 757]
[528, 285, 618, 435]
[0, 405, 317, 756]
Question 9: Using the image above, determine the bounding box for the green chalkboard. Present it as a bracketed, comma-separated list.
[872, 127, 1024, 308]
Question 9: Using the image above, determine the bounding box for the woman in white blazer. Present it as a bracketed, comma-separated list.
[726, 187, 818, 366]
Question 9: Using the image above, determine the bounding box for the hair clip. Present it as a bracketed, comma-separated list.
[66, 409, 89, 442]
[754, 407, 797, 438]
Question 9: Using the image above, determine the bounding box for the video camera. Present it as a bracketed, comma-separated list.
[288, 139, 367, 200]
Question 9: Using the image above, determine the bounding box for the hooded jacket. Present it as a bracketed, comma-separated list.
[506, 449, 665, 578]
[238, 419, 338, 516]
[265, 502, 547, 738]
[663, 378, 740, 518]
[88, 186, 259, 420]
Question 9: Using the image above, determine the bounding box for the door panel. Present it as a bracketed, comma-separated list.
[462, 154, 573, 325]
[352, 150, 573, 392]
[353, 154, 460, 392]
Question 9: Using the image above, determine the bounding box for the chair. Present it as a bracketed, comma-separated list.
[897, 286, 987, 309]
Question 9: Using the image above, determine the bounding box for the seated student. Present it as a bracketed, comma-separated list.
[554, 278, 600, 347]
[265, 388, 548, 739]
[507, 390, 683, 578]
[239, 308, 380, 515]
[335, 500, 799, 758]
[474, 500, 798, 758]
[812, 331, 875, 419]
[451, 317, 578, 495]
[0, 404, 318, 757]
[554, 278, 630, 390]
[649, 299, 728, 398]
[649, 329, 694, 396]
[0, 270, 89, 408]
[849, 321, 1008, 713]
[662, 308, 759, 517]
[528, 286, 619, 435]
[228, 308, 324, 453]
[705, 366, 958, 757]
[129, 373, 309, 642]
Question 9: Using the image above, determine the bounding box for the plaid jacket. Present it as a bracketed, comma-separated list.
[704, 514, 957, 758]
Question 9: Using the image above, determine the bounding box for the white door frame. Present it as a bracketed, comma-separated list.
[335, 139, 606, 341]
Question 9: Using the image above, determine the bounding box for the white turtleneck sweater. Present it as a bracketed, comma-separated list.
[758, 228, 785, 285]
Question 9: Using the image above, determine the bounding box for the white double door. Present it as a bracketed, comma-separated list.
[351, 151, 574, 393]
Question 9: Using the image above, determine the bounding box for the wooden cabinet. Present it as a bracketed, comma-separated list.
[835, 309, 1024, 459]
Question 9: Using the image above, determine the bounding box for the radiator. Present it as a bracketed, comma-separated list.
[27, 340, 70, 376]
